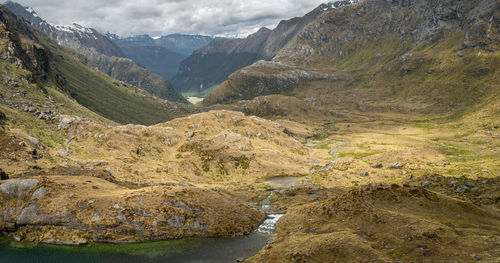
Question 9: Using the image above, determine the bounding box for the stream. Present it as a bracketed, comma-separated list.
[0, 178, 299, 263]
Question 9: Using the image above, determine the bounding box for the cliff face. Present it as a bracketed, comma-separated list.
[170, 3, 348, 93]
[204, 0, 500, 114]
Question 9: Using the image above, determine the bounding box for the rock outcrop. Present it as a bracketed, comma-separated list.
[0, 176, 265, 244]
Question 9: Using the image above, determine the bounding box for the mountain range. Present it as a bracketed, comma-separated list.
[170, 1, 359, 93]
[0, 5, 195, 125]
[109, 33, 213, 55]
[2, 1, 187, 103]
[107, 34, 213, 80]
[204, 0, 499, 115]
[0, 0, 499, 261]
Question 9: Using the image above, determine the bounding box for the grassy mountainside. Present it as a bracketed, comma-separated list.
[204, 0, 500, 116]
[3, 1, 187, 103]
[0, 6, 193, 125]
[170, 3, 345, 93]
[91, 55, 187, 103]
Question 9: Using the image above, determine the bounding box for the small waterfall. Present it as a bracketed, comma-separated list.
[255, 214, 283, 234]
[255, 190, 283, 235]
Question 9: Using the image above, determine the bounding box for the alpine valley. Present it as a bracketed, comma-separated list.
[0, 0, 498, 263]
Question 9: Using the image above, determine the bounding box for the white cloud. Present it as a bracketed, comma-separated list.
[10, 0, 326, 37]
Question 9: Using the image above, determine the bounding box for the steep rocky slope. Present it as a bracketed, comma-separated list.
[204, 0, 500, 115]
[170, 2, 354, 93]
[3, 1, 186, 103]
[0, 6, 193, 125]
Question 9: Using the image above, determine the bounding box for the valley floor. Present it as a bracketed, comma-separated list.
[0, 99, 499, 262]
[247, 108, 500, 262]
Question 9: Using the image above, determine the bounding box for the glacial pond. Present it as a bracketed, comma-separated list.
[0, 232, 269, 263]
[0, 194, 289, 263]
[265, 176, 304, 188]
[0, 178, 299, 263]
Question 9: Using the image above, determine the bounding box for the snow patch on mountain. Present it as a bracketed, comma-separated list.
[55, 23, 94, 34]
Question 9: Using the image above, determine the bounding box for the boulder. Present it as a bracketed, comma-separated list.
[27, 136, 41, 147]
[391, 162, 404, 169]
[189, 217, 208, 231]
[0, 168, 8, 180]
[167, 215, 186, 228]
[16, 204, 40, 225]
[0, 110, 6, 124]
[31, 149, 43, 160]
[0, 179, 39, 199]
[58, 117, 73, 130]
[30, 187, 47, 200]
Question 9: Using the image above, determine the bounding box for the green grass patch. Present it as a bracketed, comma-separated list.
[338, 150, 385, 159]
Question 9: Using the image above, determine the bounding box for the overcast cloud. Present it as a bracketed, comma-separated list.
[9, 0, 326, 37]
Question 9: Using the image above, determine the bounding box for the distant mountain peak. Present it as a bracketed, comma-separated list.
[111, 33, 213, 55]
[55, 23, 95, 34]
[2, 1, 46, 24]
[328, 0, 360, 8]
[3, 1, 124, 57]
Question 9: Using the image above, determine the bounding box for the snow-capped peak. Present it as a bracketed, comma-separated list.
[55, 23, 94, 34]
[328, 0, 359, 10]
[21, 5, 39, 17]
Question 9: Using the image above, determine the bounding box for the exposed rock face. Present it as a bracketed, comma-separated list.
[204, 0, 500, 113]
[0, 177, 265, 244]
[170, 3, 347, 93]
[167, 215, 186, 228]
[30, 186, 46, 200]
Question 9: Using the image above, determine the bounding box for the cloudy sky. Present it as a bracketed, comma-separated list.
[10, 0, 327, 37]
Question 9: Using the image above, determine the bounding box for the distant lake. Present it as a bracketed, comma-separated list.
[187, 96, 204, 104]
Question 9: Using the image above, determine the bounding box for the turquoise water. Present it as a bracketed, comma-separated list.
[0, 233, 269, 263]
